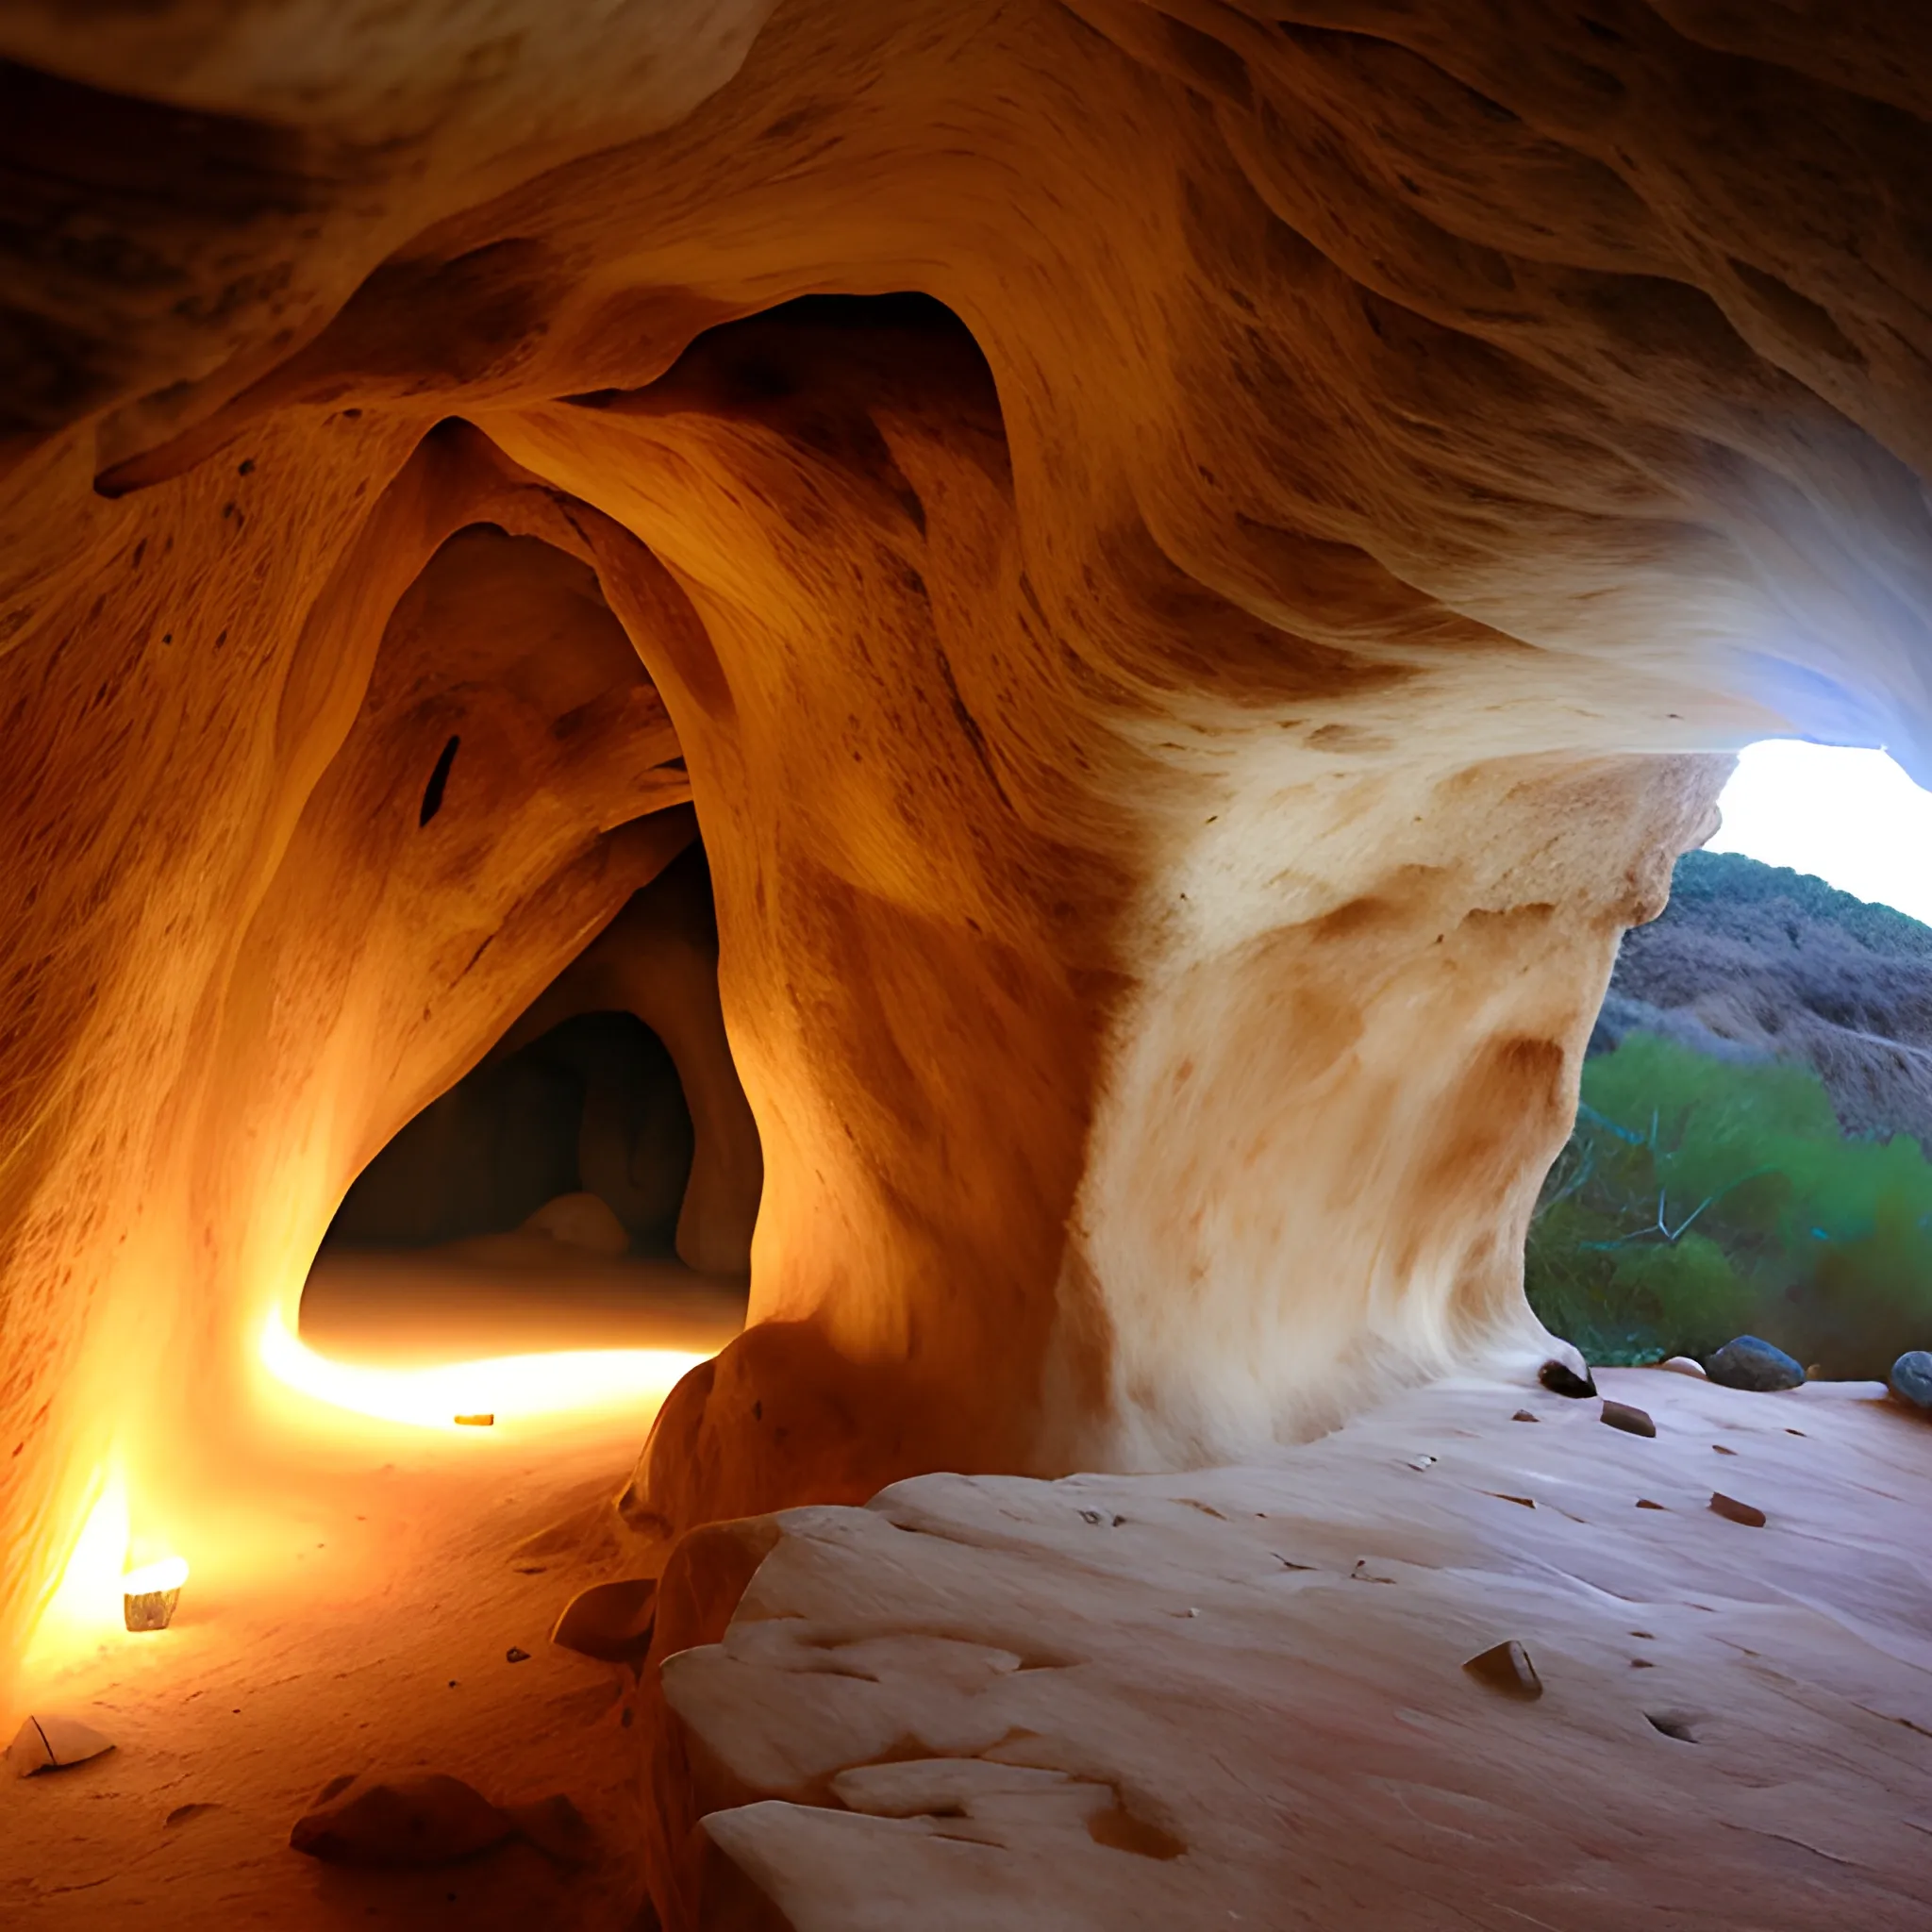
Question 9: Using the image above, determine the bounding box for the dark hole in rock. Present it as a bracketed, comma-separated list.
[327, 1006, 694, 1255]
[419, 733, 460, 825]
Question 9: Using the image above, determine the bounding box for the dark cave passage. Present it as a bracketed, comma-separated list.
[300, 838, 760, 1368]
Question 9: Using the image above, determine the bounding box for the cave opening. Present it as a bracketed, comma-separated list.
[247, 478, 772, 1424]
[298, 833, 759, 1383]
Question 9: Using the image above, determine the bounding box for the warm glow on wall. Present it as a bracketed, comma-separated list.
[25, 1467, 130, 1666]
[257, 1303, 708, 1430]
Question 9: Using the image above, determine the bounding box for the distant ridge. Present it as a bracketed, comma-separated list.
[1592, 850, 1932, 1148]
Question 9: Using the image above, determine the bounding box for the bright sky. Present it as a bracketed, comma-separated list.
[1706, 741, 1932, 927]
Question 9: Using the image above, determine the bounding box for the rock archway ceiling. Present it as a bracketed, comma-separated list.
[1, 0, 1929, 1682]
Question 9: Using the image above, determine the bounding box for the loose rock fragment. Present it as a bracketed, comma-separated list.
[1539, 1360, 1597, 1399]
[1510, 1408, 1541, 1423]
[290, 1774, 516, 1868]
[1462, 1640, 1543, 1700]
[7, 1714, 115, 1776]
[506, 1645, 530, 1663]
[1704, 1337, 1804, 1391]
[1708, 1491, 1767, 1527]
[1600, 1400, 1657, 1438]
[1660, 1356, 1707, 1378]
[522, 1191, 629, 1256]
[1890, 1350, 1932, 1412]
[1636, 1499, 1666, 1510]
[550, 1576, 657, 1663]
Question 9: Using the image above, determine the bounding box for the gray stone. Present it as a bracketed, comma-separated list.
[1704, 1336, 1805, 1392]
[1890, 1350, 1932, 1411]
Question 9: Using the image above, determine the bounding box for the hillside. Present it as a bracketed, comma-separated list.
[1592, 850, 1932, 1149]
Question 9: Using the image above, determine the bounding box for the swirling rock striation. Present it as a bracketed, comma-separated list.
[0, 3, 1927, 1748]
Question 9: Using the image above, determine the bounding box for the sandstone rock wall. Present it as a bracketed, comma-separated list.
[2, 1, 1928, 1685]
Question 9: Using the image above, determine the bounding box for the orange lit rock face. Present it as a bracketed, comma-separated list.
[3, 0, 1930, 1690]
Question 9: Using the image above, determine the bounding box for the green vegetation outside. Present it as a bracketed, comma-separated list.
[1524, 1031, 1932, 1376]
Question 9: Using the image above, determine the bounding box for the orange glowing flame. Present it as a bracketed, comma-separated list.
[257, 1302, 708, 1430]
[122, 1555, 191, 1595]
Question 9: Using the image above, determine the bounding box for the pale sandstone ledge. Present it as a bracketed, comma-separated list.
[668, 1369, 1932, 1931]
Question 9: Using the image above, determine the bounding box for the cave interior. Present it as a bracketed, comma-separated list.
[2, 5, 1931, 1928]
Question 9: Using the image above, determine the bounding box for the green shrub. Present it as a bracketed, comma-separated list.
[1524, 1032, 1932, 1373]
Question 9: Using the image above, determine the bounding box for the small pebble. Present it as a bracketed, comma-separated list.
[1890, 1350, 1932, 1412]
[1708, 1491, 1766, 1527]
[1600, 1400, 1656, 1438]
[1462, 1640, 1543, 1700]
[1704, 1337, 1804, 1392]
[1539, 1360, 1597, 1400]
[1659, 1356, 1706, 1378]
[506, 1647, 530, 1664]
[1636, 1499, 1666, 1510]
[1511, 1409, 1541, 1423]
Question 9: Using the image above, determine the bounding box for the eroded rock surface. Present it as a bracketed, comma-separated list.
[2, 3, 1930, 1708]
[665, 1372, 1932, 1930]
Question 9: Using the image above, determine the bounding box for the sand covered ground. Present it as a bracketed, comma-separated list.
[2, 1407, 662, 1931]
[6, 1347, 1928, 1931]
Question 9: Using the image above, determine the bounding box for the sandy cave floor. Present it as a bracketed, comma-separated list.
[0, 1244, 757, 1932]
[3, 1348, 1930, 1930]
[0, 1409, 666, 1931]
[298, 1242, 753, 1367]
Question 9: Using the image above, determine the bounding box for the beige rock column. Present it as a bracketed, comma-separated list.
[489, 308, 1730, 1548]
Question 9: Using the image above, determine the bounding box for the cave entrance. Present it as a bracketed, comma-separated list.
[273, 506, 764, 1409]
[298, 832, 758, 1382]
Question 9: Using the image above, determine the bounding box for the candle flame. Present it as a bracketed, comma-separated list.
[123, 1555, 190, 1595]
